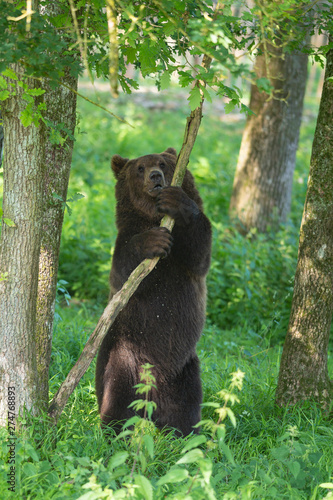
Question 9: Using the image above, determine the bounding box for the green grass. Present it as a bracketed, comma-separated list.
[1, 81, 333, 499]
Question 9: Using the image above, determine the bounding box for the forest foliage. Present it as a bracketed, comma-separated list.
[0, 0, 331, 123]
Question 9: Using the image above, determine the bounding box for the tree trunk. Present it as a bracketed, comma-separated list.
[275, 43, 333, 409]
[229, 42, 308, 234]
[0, 67, 45, 426]
[0, 111, 3, 167]
[35, 73, 78, 408]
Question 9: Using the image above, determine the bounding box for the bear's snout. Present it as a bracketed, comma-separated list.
[149, 170, 163, 184]
[146, 168, 166, 195]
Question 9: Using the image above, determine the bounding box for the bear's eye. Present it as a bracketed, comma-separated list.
[138, 165, 144, 173]
[159, 162, 166, 170]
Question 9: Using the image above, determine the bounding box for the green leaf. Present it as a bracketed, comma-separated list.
[135, 475, 153, 500]
[178, 71, 193, 88]
[156, 467, 189, 485]
[52, 193, 64, 203]
[143, 435, 154, 459]
[201, 402, 220, 409]
[0, 90, 10, 101]
[287, 461, 301, 479]
[173, 1, 186, 11]
[219, 442, 235, 465]
[38, 461, 51, 474]
[146, 400, 156, 419]
[3, 218, 16, 227]
[25, 88, 46, 97]
[176, 448, 204, 464]
[139, 453, 147, 473]
[45, 471, 59, 485]
[128, 399, 145, 410]
[319, 483, 333, 489]
[37, 102, 46, 111]
[226, 407, 237, 428]
[124, 47, 137, 65]
[121, 415, 140, 429]
[22, 462, 37, 477]
[114, 429, 133, 440]
[198, 458, 213, 484]
[108, 451, 129, 471]
[26, 444, 40, 462]
[217, 425, 226, 443]
[240, 103, 254, 116]
[0, 76, 7, 89]
[50, 13, 73, 29]
[308, 451, 323, 463]
[139, 40, 158, 76]
[20, 106, 34, 127]
[271, 446, 290, 462]
[224, 99, 237, 114]
[2, 68, 18, 80]
[162, 20, 175, 37]
[188, 86, 202, 111]
[160, 71, 171, 90]
[201, 85, 212, 103]
[67, 193, 85, 203]
[17, 81, 27, 90]
[22, 93, 34, 103]
[182, 435, 207, 453]
[65, 203, 72, 216]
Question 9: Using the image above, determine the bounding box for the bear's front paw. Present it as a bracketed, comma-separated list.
[135, 227, 173, 259]
[156, 187, 200, 225]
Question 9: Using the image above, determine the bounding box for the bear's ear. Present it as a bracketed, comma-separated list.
[111, 155, 129, 178]
[161, 147, 177, 158]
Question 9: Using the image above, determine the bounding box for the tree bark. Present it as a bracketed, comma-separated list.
[0, 111, 3, 167]
[35, 73, 78, 408]
[229, 42, 308, 234]
[275, 43, 333, 409]
[0, 66, 45, 426]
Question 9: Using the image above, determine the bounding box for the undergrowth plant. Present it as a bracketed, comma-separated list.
[76, 366, 245, 500]
[0, 302, 332, 499]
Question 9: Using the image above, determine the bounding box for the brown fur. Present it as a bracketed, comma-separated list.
[95, 148, 212, 436]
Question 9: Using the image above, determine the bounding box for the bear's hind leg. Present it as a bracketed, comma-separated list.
[154, 356, 202, 436]
[98, 347, 139, 433]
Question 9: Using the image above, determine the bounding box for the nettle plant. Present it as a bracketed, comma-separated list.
[79, 364, 245, 500]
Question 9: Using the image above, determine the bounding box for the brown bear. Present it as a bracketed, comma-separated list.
[95, 148, 212, 436]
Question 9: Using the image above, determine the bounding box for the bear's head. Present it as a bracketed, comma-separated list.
[111, 148, 178, 219]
